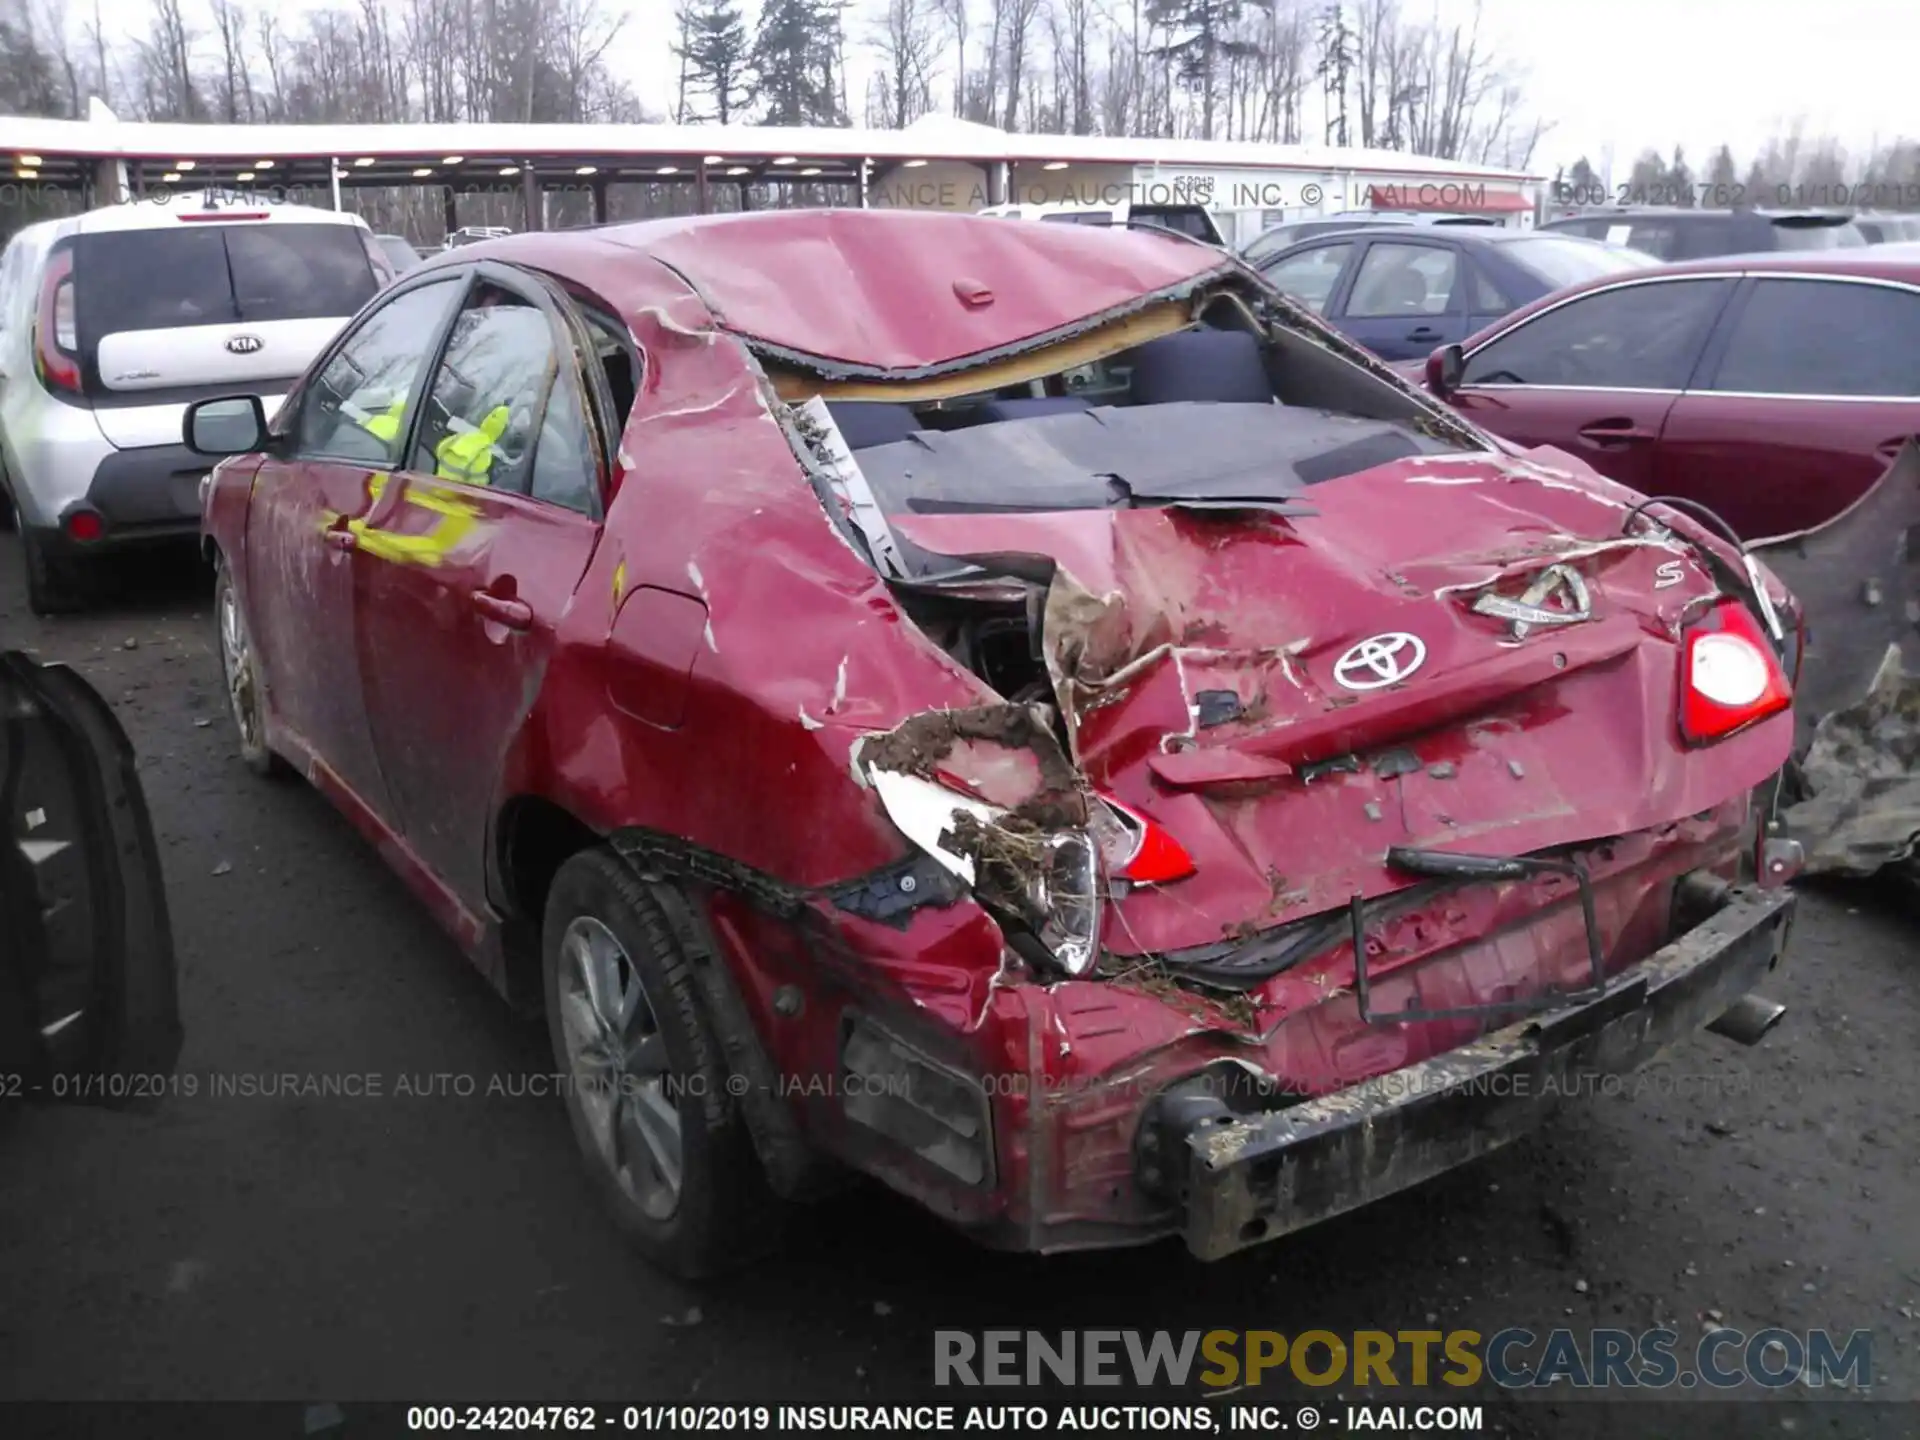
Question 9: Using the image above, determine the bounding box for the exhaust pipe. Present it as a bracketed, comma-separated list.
[1707, 994, 1788, 1046]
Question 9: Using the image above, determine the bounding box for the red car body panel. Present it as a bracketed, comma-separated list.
[1419, 250, 1920, 540]
[1649, 391, 1913, 541]
[200, 211, 1799, 1257]
[600, 208, 1231, 369]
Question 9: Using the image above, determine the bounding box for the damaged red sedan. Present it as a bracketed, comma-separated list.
[190, 210, 1803, 1275]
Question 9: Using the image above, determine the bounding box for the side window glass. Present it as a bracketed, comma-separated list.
[1710, 280, 1920, 397]
[1471, 262, 1511, 314]
[410, 284, 556, 493]
[1347, 243, 1459, 317]
[1618, 222, 1679, 259]
[1261, 243, 1353, 315]
[295, 278, 460, 465]
[1460, 279, 1729, 390]
[584, 311, 641, 433]
[528, 362, 598, 515]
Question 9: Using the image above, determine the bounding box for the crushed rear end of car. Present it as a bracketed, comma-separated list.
[613, 216, 1806, 1257]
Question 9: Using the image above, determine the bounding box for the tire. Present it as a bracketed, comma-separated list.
[21, 524, 83, 617]
[212, 557, 287, 777]
[542, 848, 778, 1278]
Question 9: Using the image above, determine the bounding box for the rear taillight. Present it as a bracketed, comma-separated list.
[1678, 599, 1793, 745]
[34, 249, 81, 397]
[1097, 796, 1197, 884]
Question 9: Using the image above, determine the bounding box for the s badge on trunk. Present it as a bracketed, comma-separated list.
[1334, 633, 1427, 690]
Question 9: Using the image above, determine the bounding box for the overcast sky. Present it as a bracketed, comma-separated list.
[77, 0, 1920, 176]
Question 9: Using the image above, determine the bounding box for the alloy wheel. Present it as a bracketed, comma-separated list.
[557, 915, 683, 1221]
[217, 581, 262, 751]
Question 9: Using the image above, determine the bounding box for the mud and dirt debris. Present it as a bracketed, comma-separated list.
[862, 705, 1088, 829]
[1101, 957, 1261, 1031]
[940, 810, 1054, 920]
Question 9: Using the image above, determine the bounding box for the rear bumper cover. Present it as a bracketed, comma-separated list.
[30, 443, 211, 556]
[82, 442, 211, 540]
[1157, 885, 1795, 1261]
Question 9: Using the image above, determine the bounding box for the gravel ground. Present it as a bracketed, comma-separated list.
[2, 543, 1915, 1437]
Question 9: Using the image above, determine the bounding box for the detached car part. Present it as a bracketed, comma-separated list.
[1, 652, 181, 1097]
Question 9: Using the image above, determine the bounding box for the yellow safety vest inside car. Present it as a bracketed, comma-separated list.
[434, 405, 512, 486]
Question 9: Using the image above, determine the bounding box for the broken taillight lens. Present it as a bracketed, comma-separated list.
[866, 767, 1104, 979]
[1678, 599, 1793, 745]
[1096, 796, 1197, 884]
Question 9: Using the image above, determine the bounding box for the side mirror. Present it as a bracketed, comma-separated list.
[1428, 345, 1466, 401]
[184, 395, 268, 456]
[1426, 343, 1465, 398]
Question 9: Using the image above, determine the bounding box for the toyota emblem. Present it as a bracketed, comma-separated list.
[1332, 632, 1427, 691]
[226, 334, 264, 355]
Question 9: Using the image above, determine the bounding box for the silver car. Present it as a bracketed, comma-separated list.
[0, 191, 393, 613]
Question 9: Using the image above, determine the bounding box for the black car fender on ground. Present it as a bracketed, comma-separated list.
[1, 651, 181, 1099]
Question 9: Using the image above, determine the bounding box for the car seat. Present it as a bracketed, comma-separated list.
[1127, 329, 1273, 405]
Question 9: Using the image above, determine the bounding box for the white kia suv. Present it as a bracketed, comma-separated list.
[0, 190, 396, 613]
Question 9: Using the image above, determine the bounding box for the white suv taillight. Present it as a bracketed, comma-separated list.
[34, 249, 82, 396]
[1679, 599, 1793, 745]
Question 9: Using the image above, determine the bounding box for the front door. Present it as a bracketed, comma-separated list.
[1444, 275, 1736, 493]
[353, 267, 608, 920]
[244, 273, 465, 815]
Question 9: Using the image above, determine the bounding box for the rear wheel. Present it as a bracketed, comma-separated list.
[21, 523, 83, 617]
[213, 558, 286, 777]
[542, 849, 778, 1277]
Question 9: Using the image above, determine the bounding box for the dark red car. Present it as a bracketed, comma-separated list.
[1406, 246, 1920, 540]
[187, 211, 1801, 1275]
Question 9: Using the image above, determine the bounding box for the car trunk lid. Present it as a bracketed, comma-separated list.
[885, 451, 1796, 957]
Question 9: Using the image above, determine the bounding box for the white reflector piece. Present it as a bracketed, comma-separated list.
[1691, 633, 1770, 707]
[867, 768, 995, 885]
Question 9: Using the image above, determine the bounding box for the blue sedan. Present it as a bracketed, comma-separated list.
[1252, 227, 1660, 361]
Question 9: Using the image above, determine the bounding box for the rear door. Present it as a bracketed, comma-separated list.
[353, 265, 609, 921]
[1654, 275, 1920, 539]
[1332, 238, 1470, 360]
[75, 219, 382, 449]
[244, 272, 467, 820]
[1446, 275, 1736, 492]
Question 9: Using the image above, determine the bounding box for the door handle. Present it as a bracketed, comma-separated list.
[1407, 326, 1443, 342]
[1577, 419, 1654, 445]
[471, 589, 533, 631]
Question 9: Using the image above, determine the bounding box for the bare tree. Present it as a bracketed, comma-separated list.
[993, 0, 1044, 130]
[868, 0, 939, 128]
[935, 0, 969, 116]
